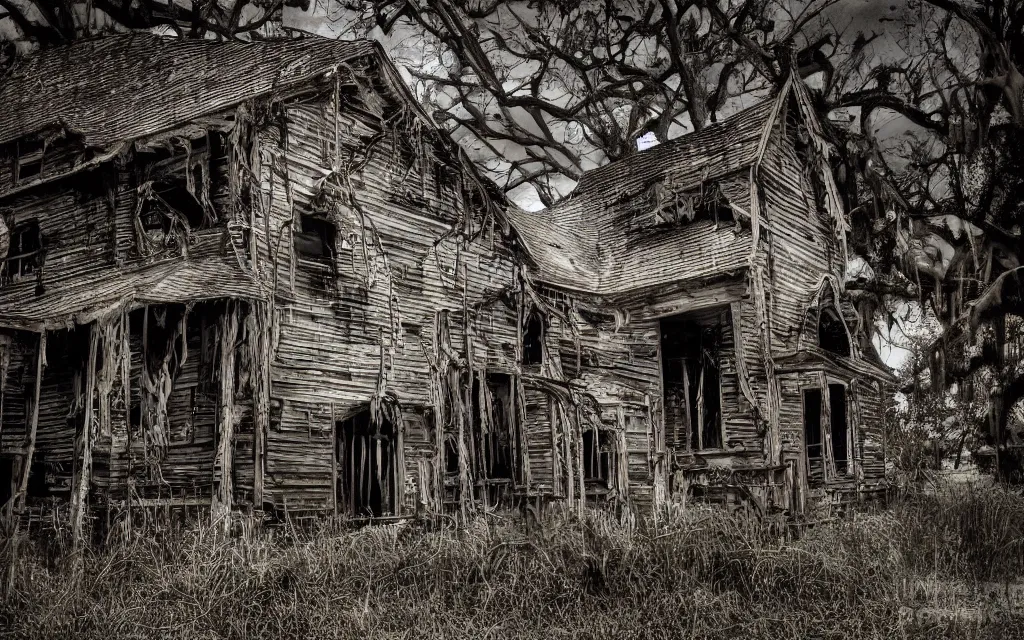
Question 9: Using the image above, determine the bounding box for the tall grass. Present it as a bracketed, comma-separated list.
[2, 486, 1023, 639]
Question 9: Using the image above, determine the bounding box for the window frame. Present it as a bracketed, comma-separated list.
[4, 219, 43, 282]
[800, 376, 855, 485]
[14, 138, 45, 185]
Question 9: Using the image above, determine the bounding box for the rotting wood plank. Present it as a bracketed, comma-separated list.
[71, 326, 98, 547]
[212, 303, 239, 524]
[11, 332, 45, 521]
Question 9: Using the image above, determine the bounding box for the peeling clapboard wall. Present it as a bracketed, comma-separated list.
[0, 36, 895, 534]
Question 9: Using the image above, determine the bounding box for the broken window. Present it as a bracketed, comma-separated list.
[803, 382, 851, 485]
[661, 309, 726, 451]
[649, 184, 735, 228]
[15, 138, 44, 184]
[336, 409, 397, 518]
[818, 308, 851, 357]
[582, 426, 612, 490]
[4, 219, 41, 282]
[523, 310, 544, 366]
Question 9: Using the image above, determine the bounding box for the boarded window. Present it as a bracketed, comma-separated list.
[818, 308, 851, 357]
[5, 219, 41, 280]
[661, 309, 726, 451]
[336, 410, 397, 518]
[523, 310, 544, 365]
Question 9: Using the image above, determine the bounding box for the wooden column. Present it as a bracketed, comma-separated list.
[212, 303, 239, 524]
[71, 326, 99, 548]
[13, 331, 46, 518]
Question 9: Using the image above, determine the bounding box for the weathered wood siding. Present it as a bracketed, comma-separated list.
[256, 95, 520, 513]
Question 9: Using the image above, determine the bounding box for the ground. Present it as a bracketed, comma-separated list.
[2, 477, 1023, 639]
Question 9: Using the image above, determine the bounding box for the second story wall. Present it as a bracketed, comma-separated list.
[255, 90, 522, 511]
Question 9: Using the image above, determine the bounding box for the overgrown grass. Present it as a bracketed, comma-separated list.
[2, 485, 1024, 639]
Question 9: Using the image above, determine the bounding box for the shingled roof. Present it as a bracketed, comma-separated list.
[508, 97, 778, 296]
[0, 34, 379, 148]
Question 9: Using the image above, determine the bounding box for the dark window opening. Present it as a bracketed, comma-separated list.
[5, 219, 42, 281]
[15, 138, 45, 183]
[140, 173, 212, 234]
[26, 455, 48, 498]
[445, 437, 460, 475]
[295, 213, 337, 262]
[818, 308, 851, 357]
[698, 197, 734, 227]
[661, 310, 726, 451]
[336, 410, 397, 518]
[0, 455, 13, 509]
[803, 389, 824, 486]
[582, 427, 612, 488]
[829, 384, 849, 475]
[523, 310, 544, 365]
[295, 214, 339, 295]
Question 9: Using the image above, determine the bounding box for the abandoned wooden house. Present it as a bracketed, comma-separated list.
[0, 34, 892, 533]
[505, 77, 895, 516]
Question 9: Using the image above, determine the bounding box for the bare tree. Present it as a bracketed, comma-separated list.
[0, 0, 311, 44]
[346, 0, 837, 206]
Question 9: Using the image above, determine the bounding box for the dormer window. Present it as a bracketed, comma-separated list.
[818, 308, 851, 357]
[5, 220, 41, 281]
[15, 139, 45, 184]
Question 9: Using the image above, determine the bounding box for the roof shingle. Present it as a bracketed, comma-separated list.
[509, 99, 776, 295]
[0, 33, 377, 148]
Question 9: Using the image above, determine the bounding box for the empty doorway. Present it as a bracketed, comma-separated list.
[336, 409, 397, 517]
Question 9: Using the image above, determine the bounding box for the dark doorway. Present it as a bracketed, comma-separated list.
[803, 389, 824, 486]
[470, 373, 517, 506]
[337, 410, 397, 518]
[582, 427, 611, 491]
[661, 309, 726, 451]
[803, 383, 850, 483]
[829, 384, 849, 474]
[0, 455, 14, 509]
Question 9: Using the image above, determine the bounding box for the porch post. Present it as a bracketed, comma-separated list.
[212, 302, 239, 524]
[12, 331, 45, 520]
[71, 326, 99, 548]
